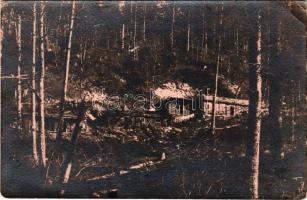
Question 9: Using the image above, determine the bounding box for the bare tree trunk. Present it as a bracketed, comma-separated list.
[187, 25, 190, 52]
[210, 36, 221, 135]
[246, 7, 262, 199]
[57, 1, 76, 141]
[79, 42, 86, 99]
[39, 2, 47, 167]
[201, 11, 205, 50]
[60, 102, 87, 196]
[291, 91, 295, 142]
[268, 15, 283, 161]
[55, 1, 63, 67]
[236, 27, 239, 56]
[187, 19, 190, 52]
[32, 2, 39, 165]
[171, 3, 175, 49]
[212, 23, 216, 46]
[201, 8, 207, 62]
[201, 10, 207, 62]
[143, 5, 146, 42]
[211, 3, 223, 135]
[243, 39, 247, 51]
[130, 1, 133, 24]
[204, 32, 208, 58]
[0, 0, 3, 131]
[16, 14, 22, 134]
[63, 0, 76, 105]
[196, 45, 199, 62]
[133, 3, 137, 60]
[227, 57, 231, 74]
[121, 24, 125, 49]
[204, 8, 208, 59]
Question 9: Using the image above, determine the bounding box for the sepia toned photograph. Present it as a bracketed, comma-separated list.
[0, 1, 306, 198]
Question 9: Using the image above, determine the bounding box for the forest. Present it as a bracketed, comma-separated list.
[0, 1, 306, 198]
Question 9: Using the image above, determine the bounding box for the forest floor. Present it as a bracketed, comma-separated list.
[1, 116, 305, 198]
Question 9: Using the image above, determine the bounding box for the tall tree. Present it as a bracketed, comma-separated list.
[211, 3, 223, 135]
[171, 3, 175, 49]
[246, 4, 262, 199]
[282, 0, 306, 159]
[32, 2, 39, 165]
[204, 29, 208, 59]
[79, 41, 86, 99]
[0, 0, 3, 129]
[186, 8, 190, 52]
[236, 27, 239, 56]
[57, 1, 76, 141]
[290, 83, 295, 142]
[201, 6, 208, 60]
[39, 2, 46, 167]
[201, 10, 205, 50]
[133, 3, 137, 60]
[268, 12, 283, 161]
[54, 1, 64, 69]
[121, 24, 125, 50]
[143, 4, 146, 42]
[15, 14, 22, 133]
